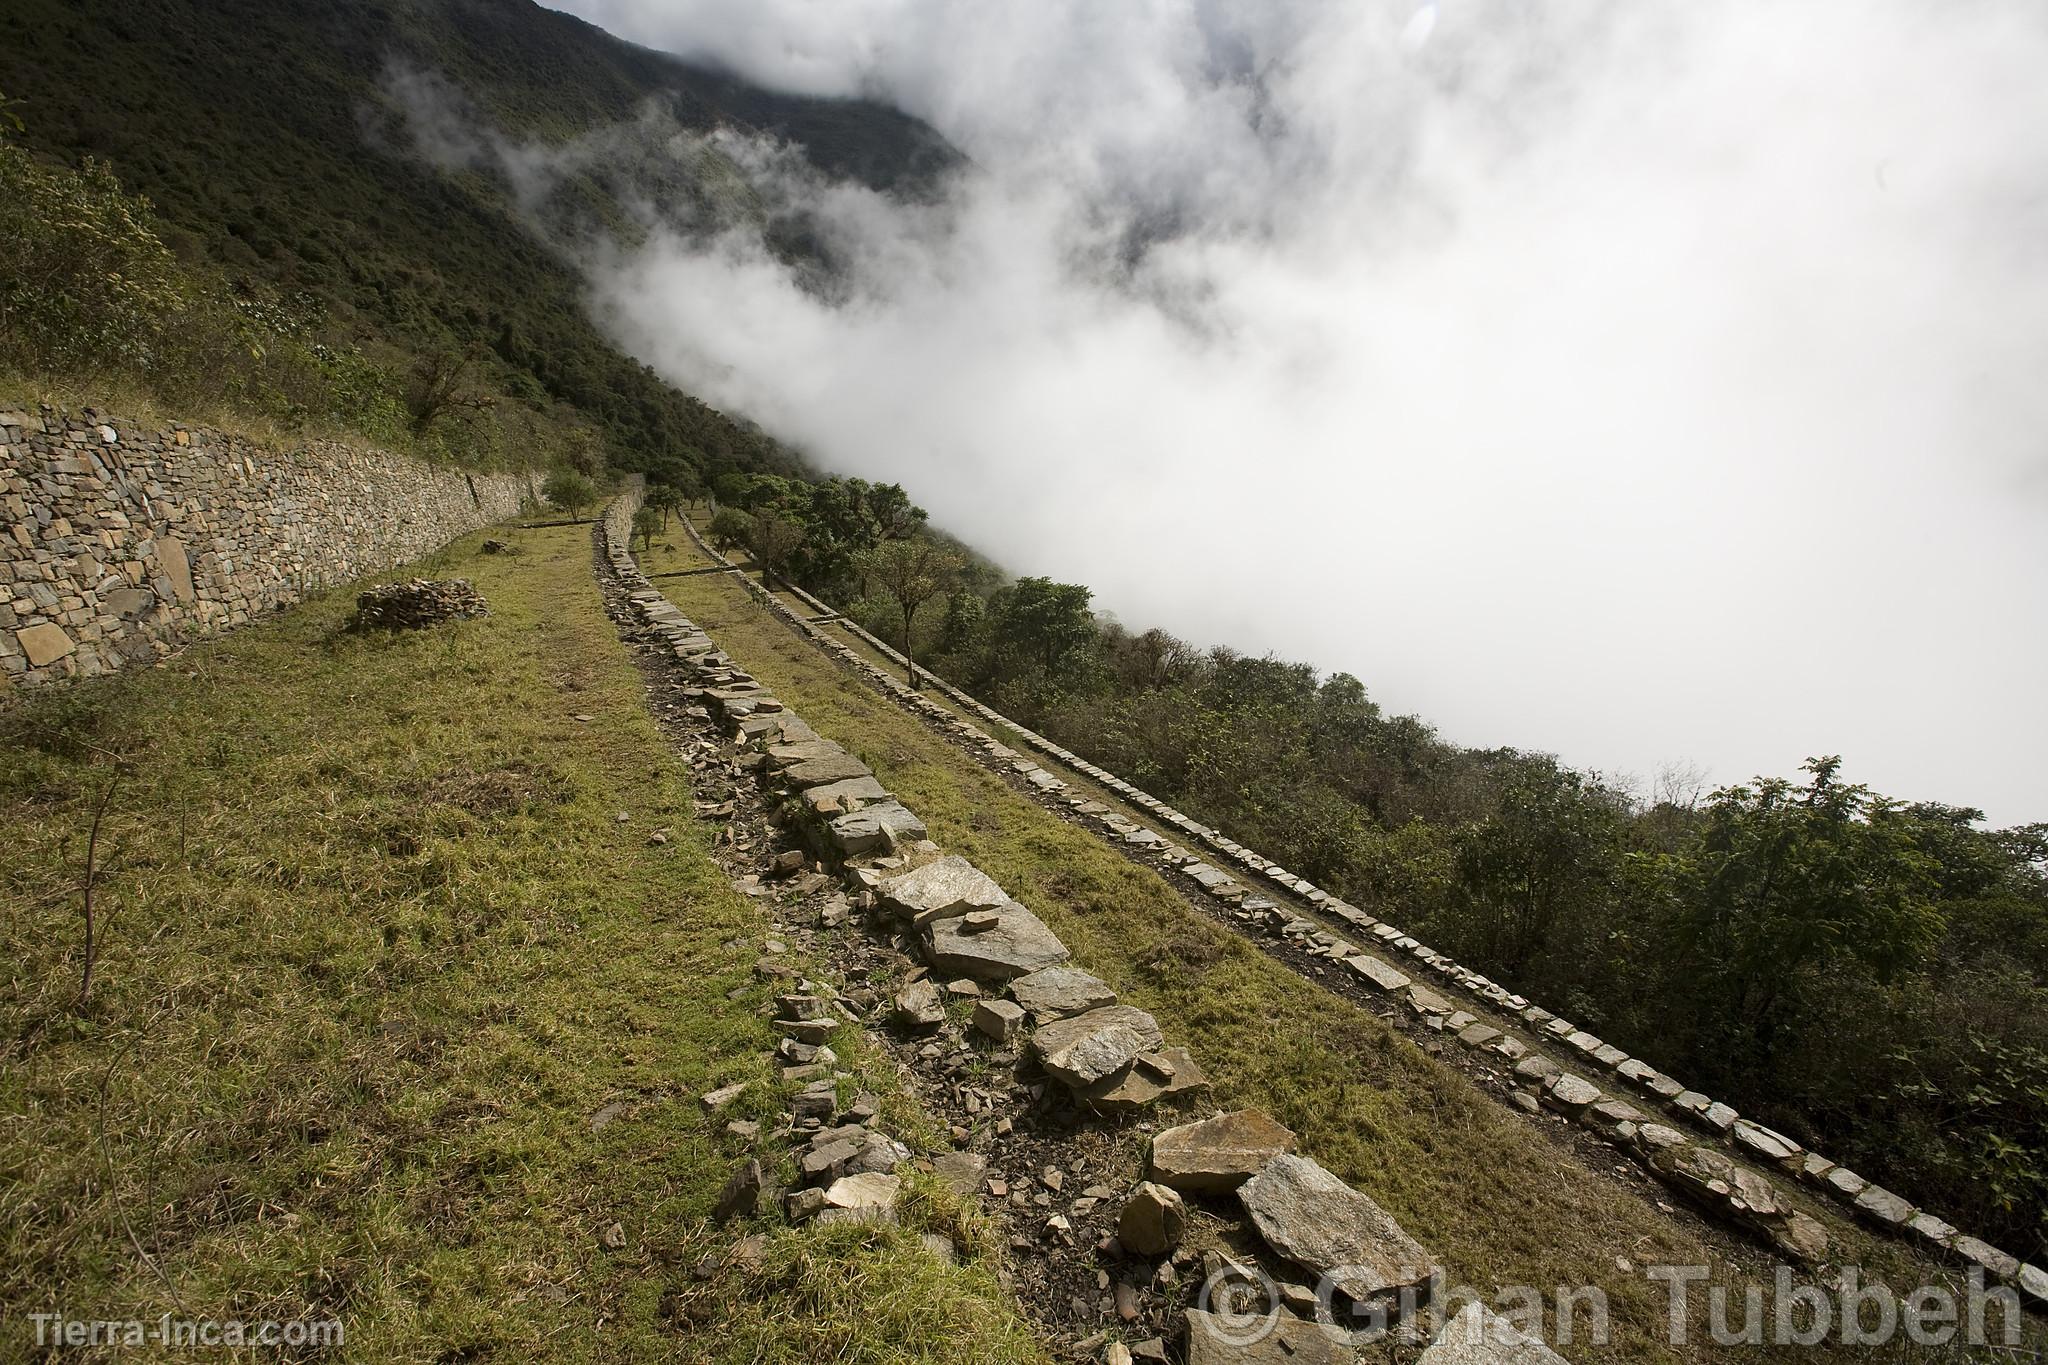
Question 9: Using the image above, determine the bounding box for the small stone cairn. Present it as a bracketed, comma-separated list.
[352, 578, 488, 630]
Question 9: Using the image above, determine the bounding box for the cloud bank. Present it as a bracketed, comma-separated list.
[544, 0, 2048, 823]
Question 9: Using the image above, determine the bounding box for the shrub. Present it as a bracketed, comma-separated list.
[541, 468, 597, 518]
[0, 146, 185, 376]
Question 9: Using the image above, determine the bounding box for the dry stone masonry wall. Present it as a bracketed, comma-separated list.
[0, 402, 525, 689]
[676, 512, 2048, 1315]
[608, 491, 1534, 1360]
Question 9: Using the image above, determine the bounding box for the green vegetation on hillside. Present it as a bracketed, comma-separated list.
[0, 522, 1042, 1364]
[1, 0, 955, 478]
[680, 490, 2048, 1265]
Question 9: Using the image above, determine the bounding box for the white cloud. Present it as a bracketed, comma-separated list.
[546, 0, 2048, 823]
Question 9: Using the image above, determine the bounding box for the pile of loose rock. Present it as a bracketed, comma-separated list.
[352, 578, 488, 630]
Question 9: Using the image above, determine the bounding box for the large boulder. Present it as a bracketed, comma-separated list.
[926, 902, 1070, 981]
[878, 855, 1010, 925]
[1148, 1110, 1297, 1194]
[1237, 1155, 1441, 1307]
[1007, 966, 1118, 1021]
[1032, 1004, 1163, 1087]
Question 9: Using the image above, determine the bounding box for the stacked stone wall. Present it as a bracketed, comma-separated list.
[0, 402, 526, 688]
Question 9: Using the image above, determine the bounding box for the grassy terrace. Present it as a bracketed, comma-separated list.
[0, 521, 1044, 1365]
[638, 532, 1982, 1365]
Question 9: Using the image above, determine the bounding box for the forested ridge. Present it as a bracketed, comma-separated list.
[6, 0, 2042, 1268]
[1, 0, 955, 473]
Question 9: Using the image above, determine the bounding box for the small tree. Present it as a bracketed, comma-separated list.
[708, 506, 752, 557]
[674, 464, 705, 511]
[747, 510, 806, 586]
[645, 483, 685, 529]
[404, 342, 496, 436]
[631, 506, 661, 552]
[541, 468, 597, 519]
[863, 538, 961, 689]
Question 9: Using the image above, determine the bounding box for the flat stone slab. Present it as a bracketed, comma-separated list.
[1082, 1046, 1209, 1114]
[1347, 954, 1411, 993]
[1032, 1004, 1163, 1088]
[803, 775, 892, 815]
[817, 1172, 900, 1225]
[1149, 1109, 1297, 1194]
[1732, 1119, 1802, 1164]
[1238, 1154, 1441, 1306]
[828, 802, 929, 857]
[767, 739, 846, 765]
[1185, 1308, 1345, 1365]
[1853, 1184, 1915, 1227]
[1419, 1302, 1569, 1364]
[1007, 965, 1118, 1021]
[879, 855, 1009, 925]
[926, 901, 1070, 981]
[1543, 1073, 1602, 1112]
[784, 753, 876, 788]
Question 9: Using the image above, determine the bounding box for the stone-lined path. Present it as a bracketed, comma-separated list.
[661, 504, 2045, 1325]
[598, 489, 1590, 1363]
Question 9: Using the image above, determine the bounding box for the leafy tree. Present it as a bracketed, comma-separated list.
[644, 482, 686, 529]
[862, 538, 961, 688]
[991, 578, 1096, 678]
[1448, 755, 1626, 975]
[540, 468, 596, 519]
[405, 342, 496, 436]
[631, 506, 661, 552]
[746, 510, 806, 584]
[861, 481, 927, 540]
[712, 471, 751, 509]
[938, 590, 986, 659]
[1672, 757, 1946, 1068]
[707, 506, 753, 557]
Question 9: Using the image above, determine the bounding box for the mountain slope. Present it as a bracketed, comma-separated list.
[1, 0, 957, 473]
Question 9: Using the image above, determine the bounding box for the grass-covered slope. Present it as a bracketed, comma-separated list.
[0, 522, 1041, 1364]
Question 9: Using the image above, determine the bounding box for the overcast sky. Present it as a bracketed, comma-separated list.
[540, 0, 2048, 825]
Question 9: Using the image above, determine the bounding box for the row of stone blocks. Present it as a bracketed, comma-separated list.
[604, 491, 1199, 1116]
[625, 496, 1563, 1360]
[693, 519, 2045, 1308]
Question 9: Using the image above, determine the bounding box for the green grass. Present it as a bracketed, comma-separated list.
[0, 522, 1045, 1364]
[640, 535, 2018, 1364]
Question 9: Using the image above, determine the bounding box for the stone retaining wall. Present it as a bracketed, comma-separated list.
[677, 512, 2047, 1309]
[0, 401, 527, 689]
